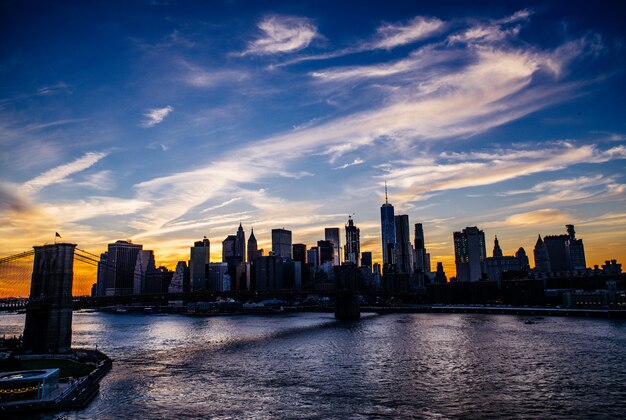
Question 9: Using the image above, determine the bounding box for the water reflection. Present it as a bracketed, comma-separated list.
[1, 312, 625, 418]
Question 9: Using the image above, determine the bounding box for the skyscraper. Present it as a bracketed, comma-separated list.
[272, 228, 292, 259]
[222, 235, 236, 261]
[361, 252, 373, 269]
[516, 247, 530, 271]
[191, 238, 210, 292]
[317, 240, 334, 265]
[133, 250, 156, 295]
[324, 228, 341, 266]
[533, 235, 551, 273]
[544, 234, 569, 272]
[344, 216, 360, 266]
[380, 183, 396, 266]
[235, 223, 246, 261]
[453, 227, 486, 281]
[105, 240, 143, 296]
[566, 224, 586, 270]
[395, 215, 413, 274]
[414, 223, 429, 273]
[292, 243, 307, 265]
[247, 228, 258, 262]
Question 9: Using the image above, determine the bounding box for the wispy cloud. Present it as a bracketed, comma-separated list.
[334, 158, 365, 170]
[142, 105, 173, 127]
[372, 16, 444, 49]
[243, 15, 318, 55]
[20, 151, 108, 194]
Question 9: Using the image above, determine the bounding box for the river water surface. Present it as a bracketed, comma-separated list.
[2, 312, 625, 419]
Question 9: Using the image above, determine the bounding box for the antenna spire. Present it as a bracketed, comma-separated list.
[384, 181, 388, 204]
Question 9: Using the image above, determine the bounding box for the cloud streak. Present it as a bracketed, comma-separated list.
[243, 15, 318, 55]
[142, 106, 173, 127]
[20, 151, 108, 194]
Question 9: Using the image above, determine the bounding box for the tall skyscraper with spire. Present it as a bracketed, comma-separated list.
[380, 182, 396, 267]
[247, 228, 258, 263]
[344, 215, 360, 266]
[235, 223, 246, 262]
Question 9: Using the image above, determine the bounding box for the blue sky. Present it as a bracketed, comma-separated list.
[1, 0, 625, 275]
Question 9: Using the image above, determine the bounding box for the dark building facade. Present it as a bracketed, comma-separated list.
[380, 189, 396, 267]
[324, 228, 341, 266]
[292, 243, 307, 265]
[394, 215, 413, 274]
[247, 228, 258, 262]
[344, 216, 360, 266]
[271, 228, 292, 259]
[105, 240, 143, 296]
[453, 227, 486, 282]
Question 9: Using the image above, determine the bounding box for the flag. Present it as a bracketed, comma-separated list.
[55, 232, 61, 238]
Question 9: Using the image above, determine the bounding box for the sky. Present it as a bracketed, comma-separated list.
[1, 0, 625, 284]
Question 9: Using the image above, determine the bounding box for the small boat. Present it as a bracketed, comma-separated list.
[524, 319, 535, 325]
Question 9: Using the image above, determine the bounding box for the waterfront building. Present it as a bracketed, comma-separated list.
[168, 261, 189, 293]
[255, 255, 284, 291]
[361, 252, 372, 269]
[191, 238, 210, 292]
[453, 227, 486, 282]
[325, 228, 341, 265]
[484, 238, 521, 286]
[133, 250, 156, 295]
[602, 259, 622, 275]
[380, 184, 396, 266]
[145, 266, 173, 293]
[105, 240, 143, 296]
[271, 228, 292, 259]
[344, 216, 360, 266]
[293, 243, 307, 265]
[235, 223, 246, 261]
[533, 235, 551, 273]
[394, 215, 413, 274]
[247, 228, 258, 262]
[208, 262, 230, 292]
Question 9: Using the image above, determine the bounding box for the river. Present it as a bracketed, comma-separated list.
[2, 312, 625, 419]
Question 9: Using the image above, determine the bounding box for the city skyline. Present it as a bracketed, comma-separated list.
[1, 1, 625, 283]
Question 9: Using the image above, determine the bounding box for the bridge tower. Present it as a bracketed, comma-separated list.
[23, 243, 76, 354]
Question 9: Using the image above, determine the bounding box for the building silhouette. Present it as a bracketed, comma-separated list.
[453, 227, 486, 281]
[247, 228, 258, 262]
[133, 250, 156, 294]
[272, 228, 292, 259]
[434, 262, 447, 284]
[544, 234, 569, 272]
[325, 228, 341, 266]
[566, 224, 586, 270]
[533, 235, 551, 273]
[414, 223, 430, 273]
[105, 240, 143, 296]
[293, 243, 307, 265]
[222, 235, 237, 261]
[344, 216, 360, 266]
[168, 261, 189, 293]
[516, 247, 530, 271]
[361, 252, 372, 269]
[394, 215, 413, 274]
[191, 238, 210, 292]
[235, 223, 246, 262]
[380, 183, 396, 267]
